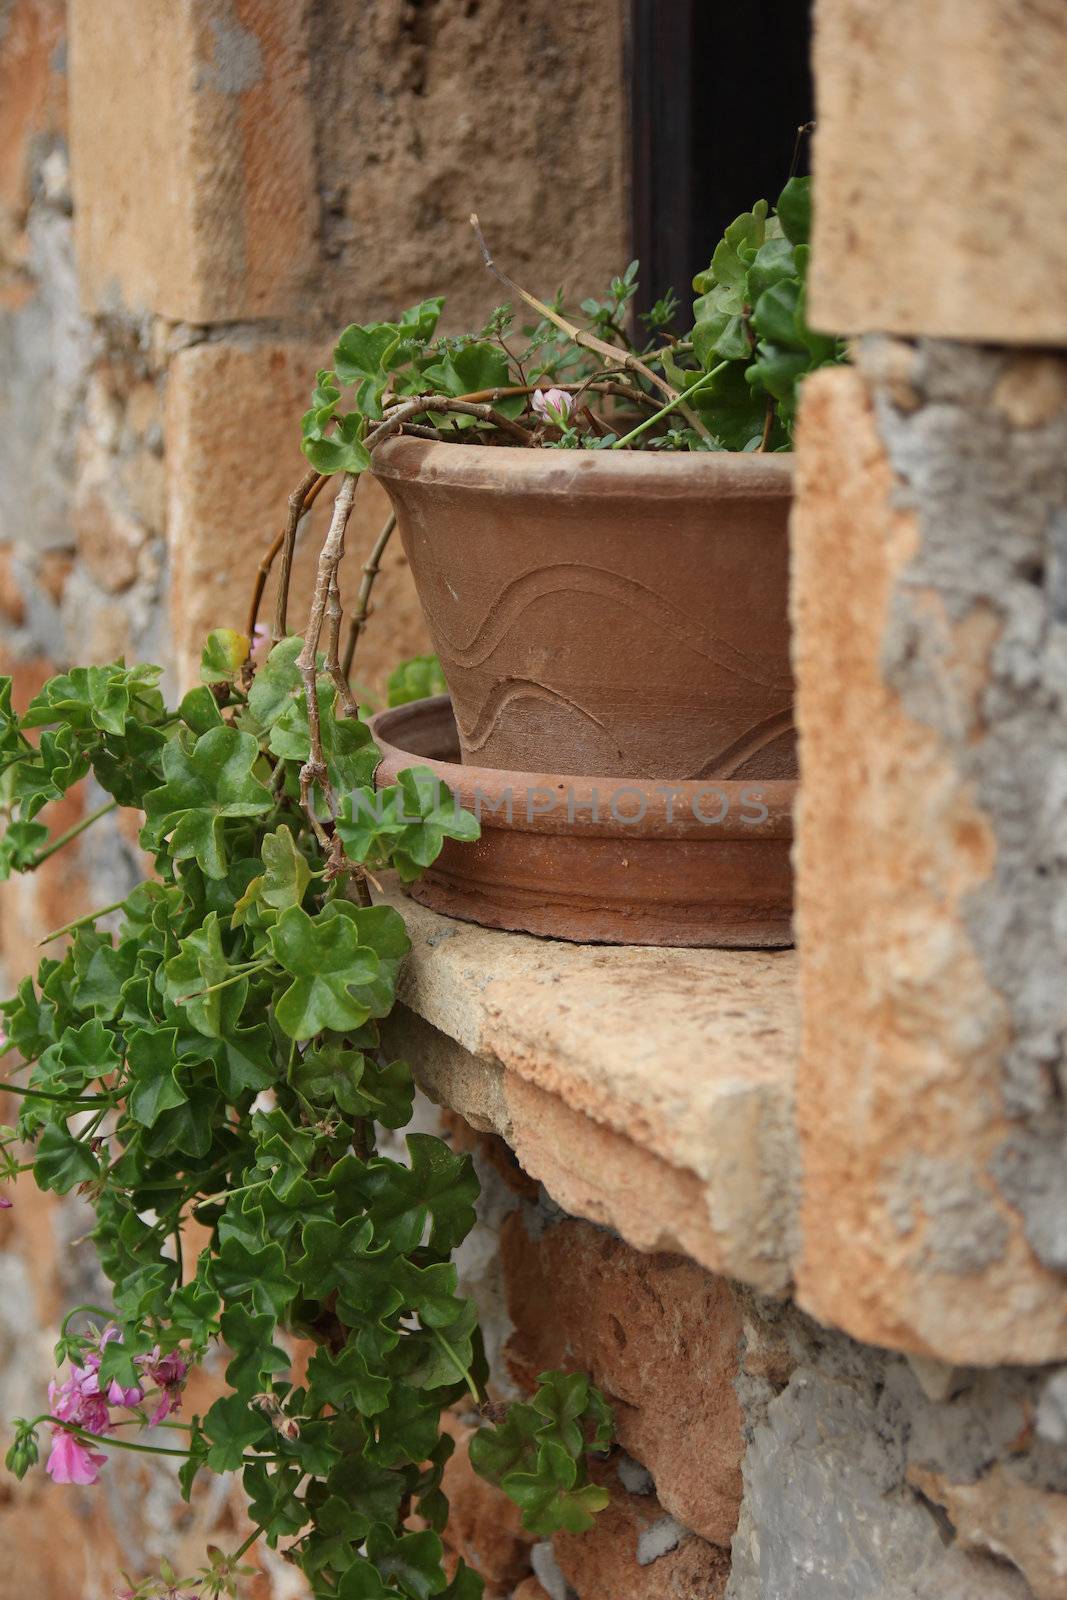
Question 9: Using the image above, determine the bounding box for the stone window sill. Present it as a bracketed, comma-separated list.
[376, 881, 798, 1296]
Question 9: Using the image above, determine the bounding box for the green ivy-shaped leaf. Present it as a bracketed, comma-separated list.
[213, 1233, 298, 1319]
[31, 1018, 120, 1097]
[365, 1525, 449, 1600]
[361, 1134, 479, 1254]
[703, 199, 768, 291]
[292, 1044, 413, 1128]
[162, 912, 240, 1038]
[775, 174, 812, 245]
[268, 680, 378, 793]
[243, 635, 304, 732]
[203, 1392, 272, 1471]
[232, 824, 312, 928]
[337, 1560, 405, 1600]
[34, 1119, 100, 1193]
[531, 1369, 613, 1456]
[244, 1459, 307, 1542]
[390, 767, 481, 875]
[306, 1343, 391, 1417]
[501, 1440, 609, 1534]
[469, 1369, 614, 1534]
[303, 412, 372, 476]
[0, 820, 48, 879]
[8, 725, 90, 820]
[180, 683, 225, 736]
[142, 725, 273, 879]
[220, 1303, 290, 1399]
[268, 905, 386, 1041]
[22, 662, 162, 738]
[126, 1027, 188, 1128]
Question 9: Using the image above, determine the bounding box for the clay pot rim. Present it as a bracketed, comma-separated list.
[371, 435, 794, 500]
[370, 696, 796, 841]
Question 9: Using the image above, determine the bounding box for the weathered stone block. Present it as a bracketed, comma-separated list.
[908, 1463, 1067, 1600]
[809, 0, 1067, 344]
[792, 355, 1067, 1363]
[512, 1582, 551, 1600]
[165, 338, 431, 692]
[554, 1467, 729, 1599]
[379, 888, 798, 1295]
[307, 0, 629, 332]
[0, 0, 65, 279]
[68, 0, 317, 322]
[500, 1215, 744, 1549]
[728, 1296, 1049, 1600]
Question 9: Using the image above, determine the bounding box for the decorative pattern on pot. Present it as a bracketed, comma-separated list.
[373, 440, 796, 782]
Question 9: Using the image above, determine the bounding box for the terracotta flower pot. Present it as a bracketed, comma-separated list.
[372, 439, 795, 781]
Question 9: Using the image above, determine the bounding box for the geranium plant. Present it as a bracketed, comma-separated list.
[0, 629, 613, 1598]
[299, 176, 842, 477]
[0, 178, 837, 1596]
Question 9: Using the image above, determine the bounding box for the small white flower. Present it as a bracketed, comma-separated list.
[532, 387, 575, 428]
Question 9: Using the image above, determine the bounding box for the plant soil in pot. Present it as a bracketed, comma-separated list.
[370, 695, 795, 948]
[373, 439, 795, 782]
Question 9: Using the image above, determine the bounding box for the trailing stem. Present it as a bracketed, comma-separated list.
[342, 512, 397, 680]
[368, 395, 534, 449]
[295, 471, 358, 864]
[244, 469, 326, 654]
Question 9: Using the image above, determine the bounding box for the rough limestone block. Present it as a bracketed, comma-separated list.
[377, 886, 798, 1295]
[0, 0, 65, 272]
[67, 0, 628, 332]
[728, 1296, 1051, 1600]
[793, 353, 1067, 1363]
[908, 1464, 1067, 1600]
[809, 0, 1067, 344]
[165, 339, 431, 691]
[68, 0, 317, 321]
[301, 0, 629, 332]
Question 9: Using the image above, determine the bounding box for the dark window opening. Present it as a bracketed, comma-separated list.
[628, 0, 815, 324]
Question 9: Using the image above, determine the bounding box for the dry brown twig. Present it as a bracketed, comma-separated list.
[243, 469, 327, 662]
[274, 472, 328, 643]
[294, 470, 359, 880]
[343, 512, 397, 680]
[368, 395, 533, 448]
[443, 378, 660, 412]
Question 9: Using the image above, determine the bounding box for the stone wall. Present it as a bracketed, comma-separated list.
[0, 1, 629, 1593]
[785, 1, 1067, 1594]
[4, 1, 1067, 1597]
[452, 1129, 1067, 1600]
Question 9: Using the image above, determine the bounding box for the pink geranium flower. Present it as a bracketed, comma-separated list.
[88, 1325, 144, 1407]
[44, 1326, 192, 1488]
[49, 1370, 111, 1436]
[0, 1195, 11, 1209]
[138, 1347, 189, 1423]
[532, 387, 574, 428]
[45, 1428, 107, 1486]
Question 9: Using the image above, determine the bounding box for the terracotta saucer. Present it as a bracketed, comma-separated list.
[369, 696, 796, 949]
